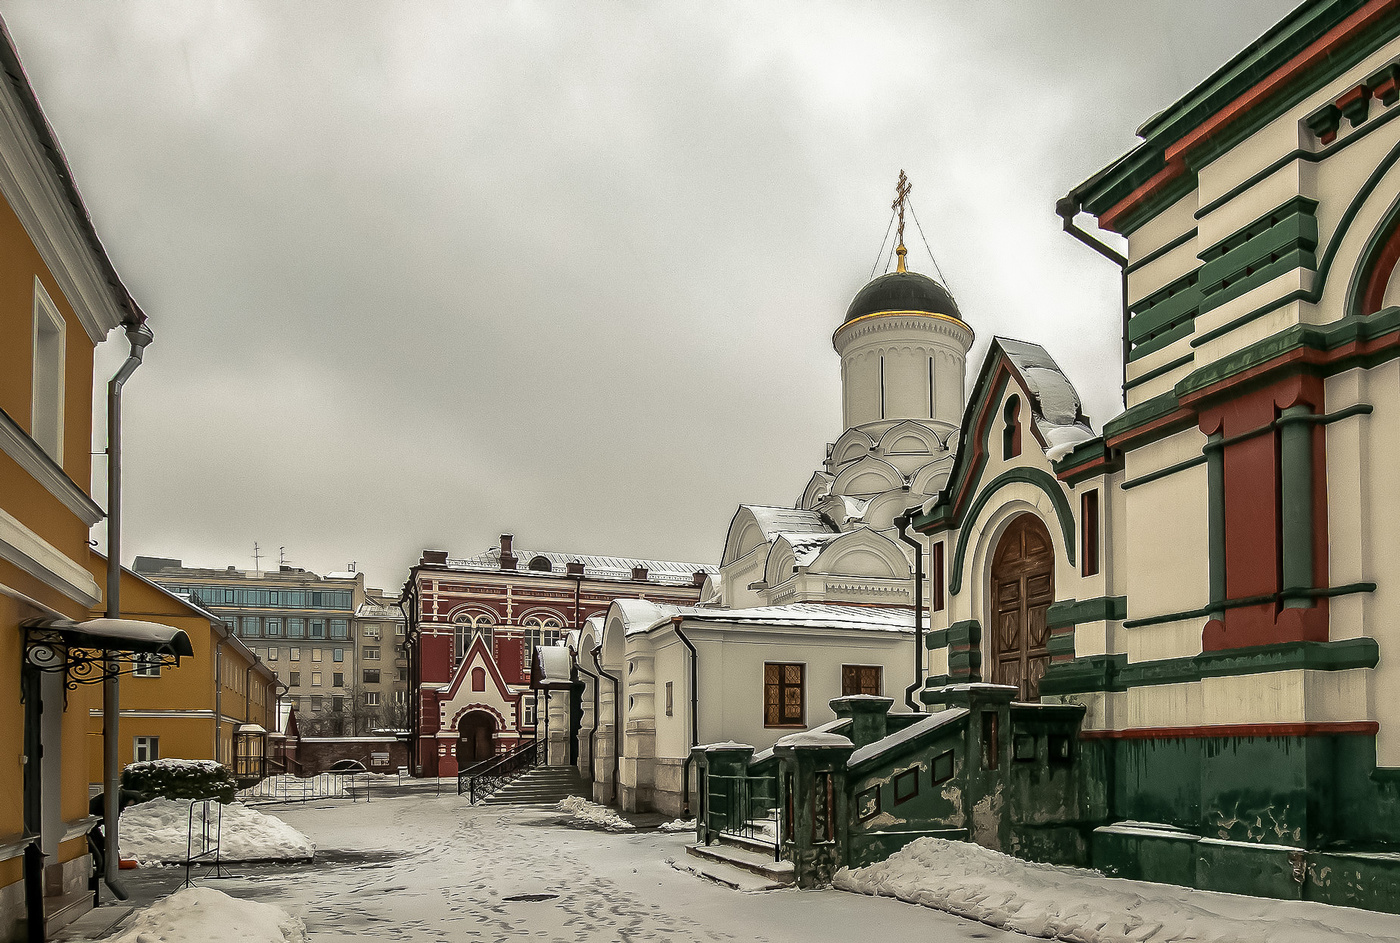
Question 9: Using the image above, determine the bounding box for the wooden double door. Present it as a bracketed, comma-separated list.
[456, 712, 496, 768]
[990, 514, 1055, 700]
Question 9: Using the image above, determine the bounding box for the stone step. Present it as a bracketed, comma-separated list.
[685, 842, 794, 886]
[670, 857, 789, 892]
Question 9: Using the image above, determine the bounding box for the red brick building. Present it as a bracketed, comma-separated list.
[401, 535, 713, 776]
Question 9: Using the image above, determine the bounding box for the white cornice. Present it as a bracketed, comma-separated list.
[0, 505, 101, 607]
[0, 407, 102, 525]
[0, 73, 127, 343]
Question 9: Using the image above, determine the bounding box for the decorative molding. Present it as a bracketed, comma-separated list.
[947, 468, 1078, 595]
[0, 65, 128, 342]
[0, 505, 100, 606]
[0, 406, 103, 525]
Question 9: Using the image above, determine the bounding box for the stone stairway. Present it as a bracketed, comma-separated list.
[480, 765, 590, 806]
[680, 834, 794, 891]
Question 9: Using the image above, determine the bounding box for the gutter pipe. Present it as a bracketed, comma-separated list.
[103, 318, 153, 898]
[1056, 196, 1129, 407]
[894, 512, 925, 713]
[214, 639, 223, 762]
[590, 642, 621, 803]
[672, 616, 699, 816]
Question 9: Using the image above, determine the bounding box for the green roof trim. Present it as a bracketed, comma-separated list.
[947, 468, 1077, 595]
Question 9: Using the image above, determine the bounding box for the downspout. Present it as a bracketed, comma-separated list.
[591, 642, 621, 801]
[103, 318, 153, 899]
[573, 658, 599, 781]
[394, 579, 418, 773]
[1056, 196, 1128, 407]
[672, 616, 699, 816]
[214, 639, 223, 763]
[895, 512, 925, 713]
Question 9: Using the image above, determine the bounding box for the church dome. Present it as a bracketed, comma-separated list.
[844, 269, 962, 324]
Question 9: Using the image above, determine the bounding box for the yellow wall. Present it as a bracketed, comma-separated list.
[83, 559, 279, 779]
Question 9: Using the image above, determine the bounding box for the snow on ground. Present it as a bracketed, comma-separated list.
[122, 798, 315, 863]
[95, 887, 306, 943]
[658, 818, 696, 832]
[555, 795, 635, 831]
[200, 791, 1020, 941]
[834, 836, 1400, 943]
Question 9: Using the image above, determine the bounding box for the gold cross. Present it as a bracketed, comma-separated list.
[891, 170, 912, 272]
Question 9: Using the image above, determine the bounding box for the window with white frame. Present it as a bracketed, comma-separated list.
[132, 653, 161, 678]
[365, 691, 380, 707]
[452, 612, 495, 660]
[30, 279, 65, 462]
[364, 646, 379, 660]
[133, 736, 159, 762]
[363, 623, 380, 638]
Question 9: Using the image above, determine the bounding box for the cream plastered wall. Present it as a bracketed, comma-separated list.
[1103, 668, 1368, 732]
[1329, 361, 1400, 764]
[1122, 428, 1210, 663]
[684, 625, 915, 755]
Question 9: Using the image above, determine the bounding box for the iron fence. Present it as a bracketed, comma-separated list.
[459, 739, 539, 803]
[237, 771, 373, 804]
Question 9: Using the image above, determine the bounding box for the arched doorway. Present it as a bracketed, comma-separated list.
[456, 712, 496, 768]
[990, 513, 1055, 700]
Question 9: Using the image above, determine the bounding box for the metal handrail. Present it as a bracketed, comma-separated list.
[458, 740, 540, 803]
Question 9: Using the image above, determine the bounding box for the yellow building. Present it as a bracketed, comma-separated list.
[0, 19, 184, 943]
[84, 557, 280, 782]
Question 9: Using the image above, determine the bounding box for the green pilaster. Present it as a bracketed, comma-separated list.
[1279, 405, 1314, 607]
[1206, 431, 1226, 612]
[775, 735, 855, 888]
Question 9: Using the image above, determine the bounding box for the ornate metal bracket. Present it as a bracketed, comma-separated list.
[23, 623, 180, 692]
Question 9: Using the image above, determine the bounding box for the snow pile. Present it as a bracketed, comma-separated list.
[658, 818, 696, 833]
[835, 837, 1400, 943]
[102, 886, 306, 943]
[555, 796, 635, 831]
[121, 798, 315, 863]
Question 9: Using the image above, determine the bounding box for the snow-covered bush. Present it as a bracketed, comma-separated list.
[123, 758, 238, 803]
[121, 798, 315, 863]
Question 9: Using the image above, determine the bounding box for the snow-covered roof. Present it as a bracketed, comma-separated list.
[442, 547, 715, 586]
[848, 707, 969, 767]
[611, 598, 685, 636]
[783, 533, 844, 567]
[354, 602, 402, 620]
[996, 337, 1095, 461]
[325, 571, 359, 580]
[743, 506, 837, 541]
[533, 644, 574, 688]
[631, 602, 924, 635]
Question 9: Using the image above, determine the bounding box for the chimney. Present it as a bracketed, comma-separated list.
[631, 565, 649, 581]
[420, 550, 448, 566]
[692, 570, 708, 587]
[499, 535, 517, 570]
[567, 561, 584, 577]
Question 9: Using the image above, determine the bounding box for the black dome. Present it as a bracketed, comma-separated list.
[844, 270, 962, 324]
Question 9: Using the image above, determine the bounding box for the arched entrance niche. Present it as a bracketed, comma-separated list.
[456, 711, 497, 769]
[989, 513, 1054, 700]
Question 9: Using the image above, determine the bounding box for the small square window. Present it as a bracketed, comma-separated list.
[932, 750, 955, 784]
[893, 767, 919, 805]
[856, 786, 881, 821]
[267, 647, 278, 660]
[290, 647, 300, 661]
[311, 671, 322, 687]
[333, 648, 344, 663]
[365, 691, 380, 707]
[1049, 734, 1074, 765]
[332, 672, 344, 687]
[1014, 733, 1036, 762]
[290, 671, 301, 686]
[133, 736, 159, 763]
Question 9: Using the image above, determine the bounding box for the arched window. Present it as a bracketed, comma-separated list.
[521, 615, 563, 667]
[1002, 395, 1022, 460]
[453, 612, 496, 661]
[471, 667, 486, 692]
[528, 555, 553, 572]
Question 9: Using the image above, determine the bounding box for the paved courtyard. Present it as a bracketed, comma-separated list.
[143, 787, 1017, 942]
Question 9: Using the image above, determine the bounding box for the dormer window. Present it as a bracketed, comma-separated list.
[528, 555, 552, 572]
[1002, 395, 1022, 460]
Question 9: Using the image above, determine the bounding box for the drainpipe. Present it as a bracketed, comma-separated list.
[103, 318, 153, 898]
[1056, 196, 1128, 407]
[394, 581, 418, 774]
[672, 616, 699, 816]
[895, 512, 925, 713]
[574, 658, 599, 781]
[214, 639, 223, 763]
[591, 642, 621, 802]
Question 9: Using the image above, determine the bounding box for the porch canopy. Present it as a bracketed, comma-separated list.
[529, 644, 575, 690]
[21, 616, 194, 683]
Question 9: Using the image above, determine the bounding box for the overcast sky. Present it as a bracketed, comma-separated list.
[3, 1, 1297, 591]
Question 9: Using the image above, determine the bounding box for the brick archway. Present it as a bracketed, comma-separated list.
[989, 513, 1054, 700]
